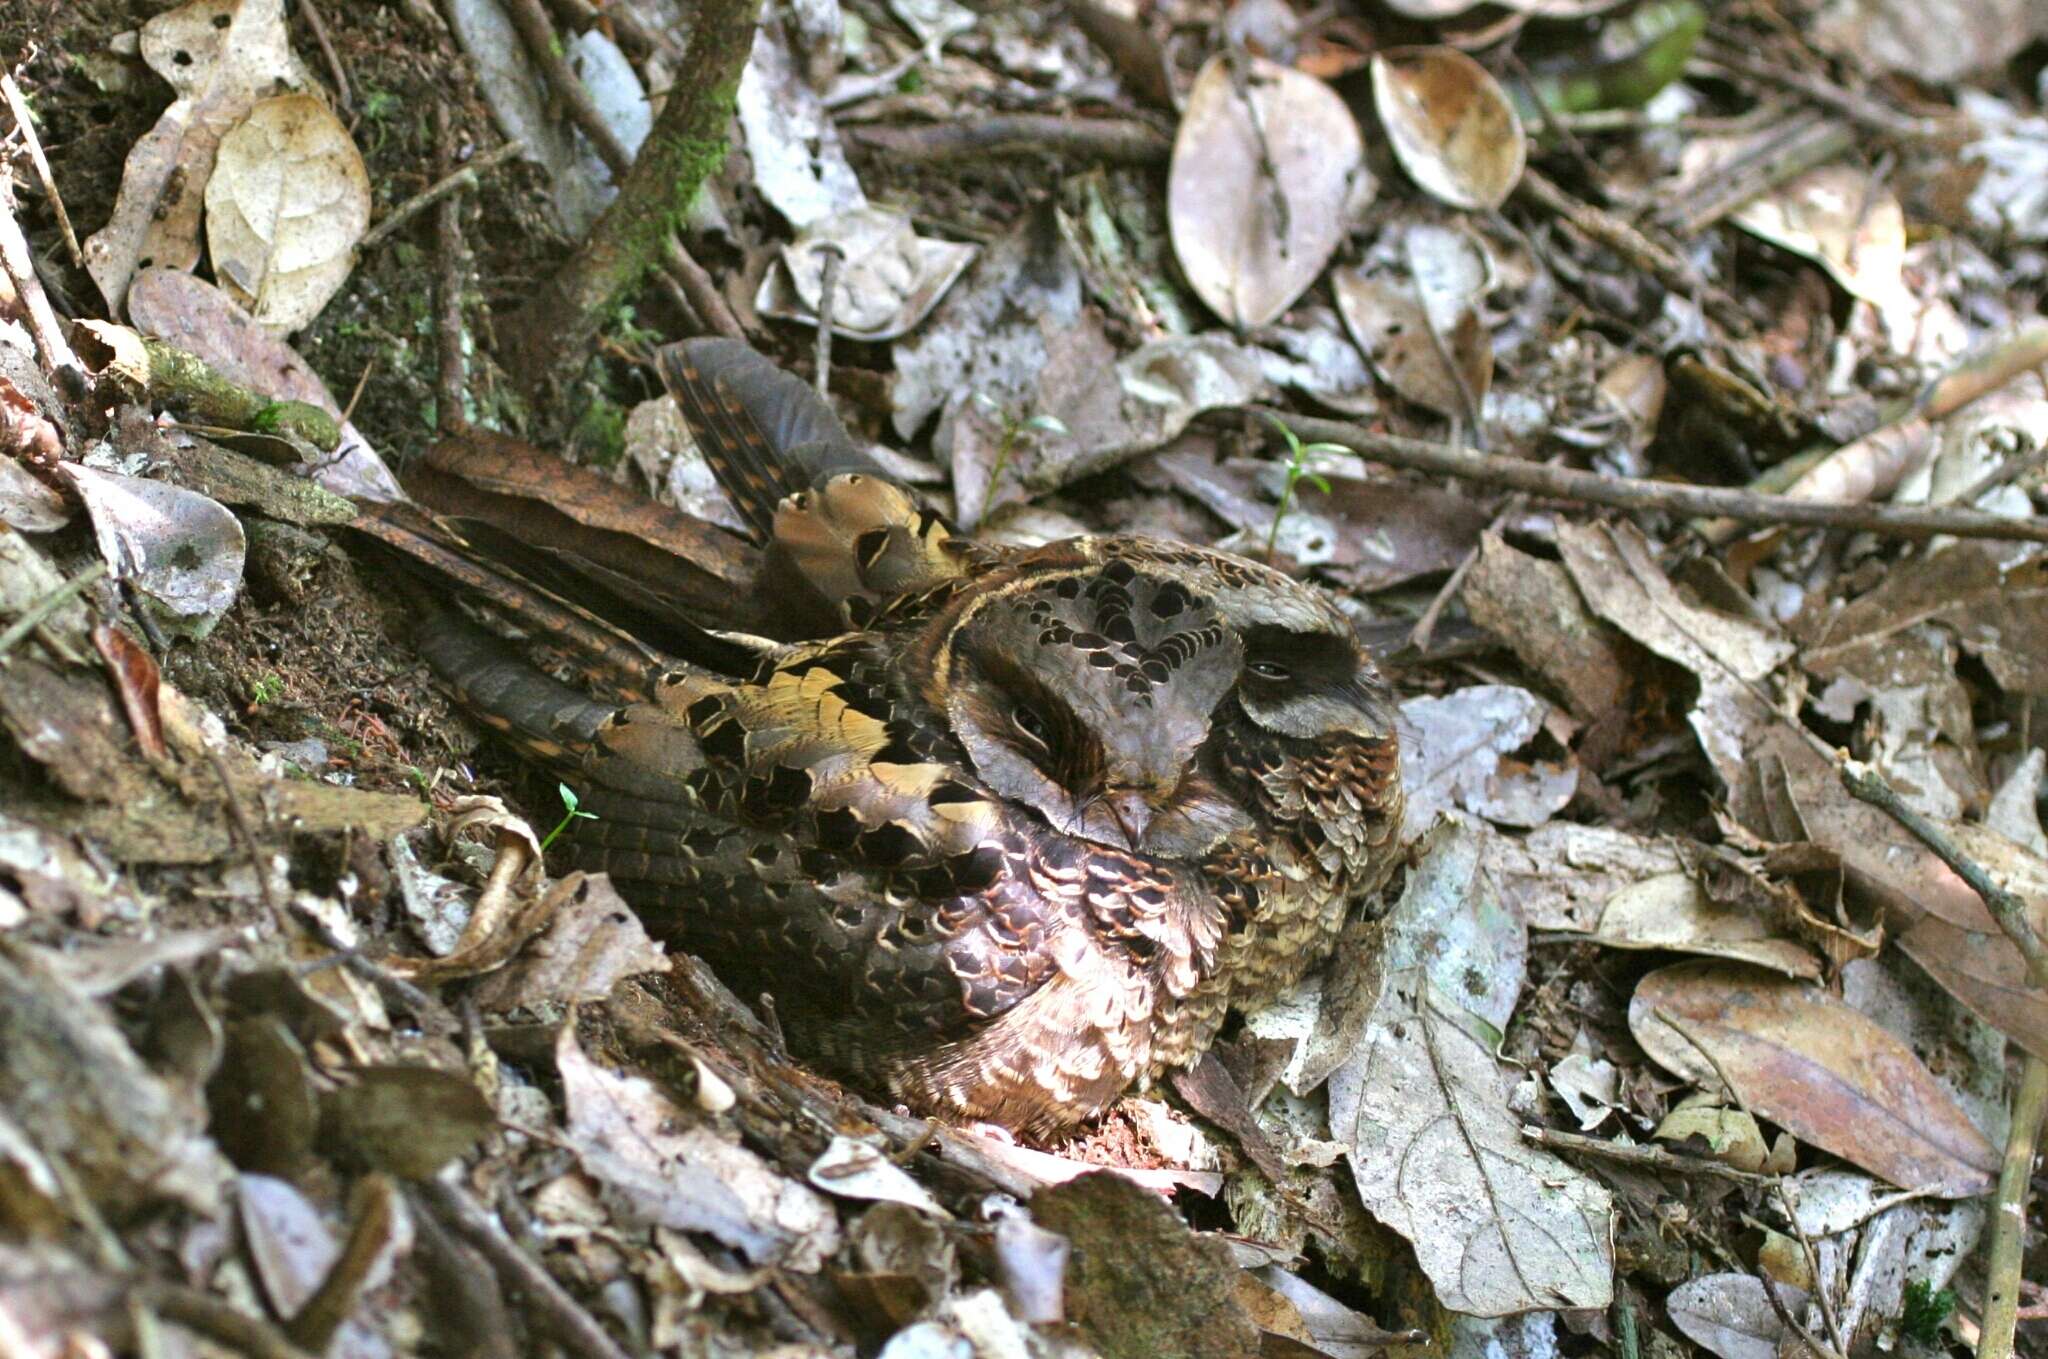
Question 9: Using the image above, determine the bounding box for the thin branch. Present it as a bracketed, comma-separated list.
[360, 138, 526, 252]
[1252, 409, 2048, 546]
[1521, 1124, 1771, 1184]
[843, 115, 1172, 165]
[0, 561, 106, 660]
[2, 65, 82, 268]
[661, 234, 745, 340]
[0, 177, 79, 379]
[501, 0, 633, 176]
[1838, 761, 2048, 992]
[411, 1180, 635, 1359]
[1980, 1054, 2048, 1359]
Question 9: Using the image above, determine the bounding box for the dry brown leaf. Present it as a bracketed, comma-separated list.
[1334, 222, 1494, 423]
[468, 872, 668, 1010]
[205, 93, 370, 331]
[556, 1021, 840, 1269]
[1371, 47, 1526, 211]
[82, 0, 308, 316]
[1630, 960, 1997, 1197]
[1169, 53, 1368, 329]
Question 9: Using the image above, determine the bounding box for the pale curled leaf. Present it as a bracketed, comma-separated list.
[1629, 961, 1998, 1196]
[1733, 166, 1909, 324]
[205, 93, 371, 331]
[1398, 686, 1577, 842]
[1329, 978, 1614, 1316]
[760, 206, 976, 342]
[1667, 1273, 1809, 1359]
[1372, 48, 1526, 211]
[1590, 874, 1821, 978]
[1169, 53, 1368, 328]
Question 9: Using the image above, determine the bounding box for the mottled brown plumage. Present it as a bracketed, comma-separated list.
[392, 340, 1405, 1134]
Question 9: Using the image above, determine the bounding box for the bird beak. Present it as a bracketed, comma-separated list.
[1102, 787, 1157, 852]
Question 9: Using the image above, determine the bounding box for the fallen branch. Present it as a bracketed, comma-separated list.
[505, 0, 763, 386]
[844, 115, 1172, 165]
[1980, 1055, 2048, 1359]
[1252, 409, 2048, 545]
[76, 323, 339, 456]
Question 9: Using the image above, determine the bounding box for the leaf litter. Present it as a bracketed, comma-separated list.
[7, 0, 2048, 1354]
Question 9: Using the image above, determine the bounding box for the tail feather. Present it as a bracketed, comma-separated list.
[413, 612, 616, 771]
[656, 338, 875, 541]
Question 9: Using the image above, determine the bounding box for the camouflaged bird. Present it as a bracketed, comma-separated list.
[383, 340, 1406, 1135]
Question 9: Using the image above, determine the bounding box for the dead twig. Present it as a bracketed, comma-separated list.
[143, 1283, 320, 1359]
[0, 562, 106, 660]
[662, 235, 746, 341]
[1980, 1054, 2048, 1359]
[1693, 44, 1961, 142]
[501, 0, 633, 176]
[411, 1180, 635, 1359]
[433, 107, 470, 436]
[2, 64, 82, 269]
[0, 177, 80, 380]
[1252, 409, 2048, 546]
[1839, 762, 2048, 991]
[1653, 110, 1855, 238]
[298, 0, 351, 116]
[1521, 1124, 1770, 1184]
[843, 115, 1172, 165]
[1514, 167, 1751, 335]
[359, 138, 525, 252]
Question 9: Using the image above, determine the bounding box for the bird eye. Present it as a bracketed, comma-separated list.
[1246, 659, 1292, 682]
[1010, 703, 1054, 751]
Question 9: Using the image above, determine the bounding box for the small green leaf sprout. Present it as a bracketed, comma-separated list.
[1262, 413, 1347, 562]
[540, 782, 598, 851]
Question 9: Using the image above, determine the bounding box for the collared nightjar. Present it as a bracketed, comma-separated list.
[369, 340, 1406, 1135]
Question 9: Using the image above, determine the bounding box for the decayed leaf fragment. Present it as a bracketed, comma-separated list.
[1334, 221, 1495, 422]
[1372, 47, 1527, 211]
[1169, 53, 1369, 328]
[205, 92, 371, 331]
[1630, 960, 1998, 1197]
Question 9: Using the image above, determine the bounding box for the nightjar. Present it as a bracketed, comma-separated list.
[366, 340, 1405, 1134]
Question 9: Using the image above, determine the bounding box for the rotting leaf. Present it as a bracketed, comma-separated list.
[1733, 166, 1911, 340]
[1667, 1272, 1809, 1359]
[1329, 974, 1614, 1316]
[1031, 1171, 1262, 1359]
[319, 1066, 493, 1179]
[89, 624, 166, 762]
[60, 464, 246, 636]
[126, 267, 401, 502]
[1333, 222, 1495, 424]
[205, 93, 371, 332]
[467, 872, 668, 1010]
[1589, 874, 1821, 978]
[758, 205, 977, 342]
[1398, 686, 1578, 842]
[1169, 53, 1369, 329]
[1630, 960, 1997, 1197]
[1372, 47, 1527, 211]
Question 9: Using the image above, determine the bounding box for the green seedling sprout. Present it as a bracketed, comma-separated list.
[972, 394, 1068, 512]
[1262, 413, 1347, 562]
[541, 782, 598, 851]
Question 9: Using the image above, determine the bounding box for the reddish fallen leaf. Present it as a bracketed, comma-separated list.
[91, 623, 166, 761]
[1630, 960, 1997, 1197]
